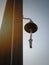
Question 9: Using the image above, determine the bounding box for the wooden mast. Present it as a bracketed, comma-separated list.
[0, 0, 23, 65]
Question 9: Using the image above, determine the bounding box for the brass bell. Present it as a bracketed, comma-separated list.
[24, 20, 38, 48]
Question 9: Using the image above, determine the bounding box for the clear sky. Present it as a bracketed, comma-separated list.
[23, 0, 49, 65]
[0, 0, 49, 65]
[0, 0, 7, 29]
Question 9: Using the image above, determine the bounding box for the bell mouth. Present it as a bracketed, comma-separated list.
[24, 22, 38, 33]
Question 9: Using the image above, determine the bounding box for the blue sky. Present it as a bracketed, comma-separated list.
[23, 0, 49, 65]
[0, 0, 7, 29]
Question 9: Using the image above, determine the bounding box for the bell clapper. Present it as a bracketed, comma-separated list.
[29, 29, 33, 48]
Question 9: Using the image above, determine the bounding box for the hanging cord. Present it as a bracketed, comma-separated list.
[10, 0, 15, 65]
[23, 17, 33, 23]
[23, 17, 32, 21]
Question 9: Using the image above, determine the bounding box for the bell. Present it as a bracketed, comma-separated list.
[24, 20, 38, 33]
[24, 20, 38, 48]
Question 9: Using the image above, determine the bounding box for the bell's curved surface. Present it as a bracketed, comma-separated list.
[24, 21, 38, 33]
